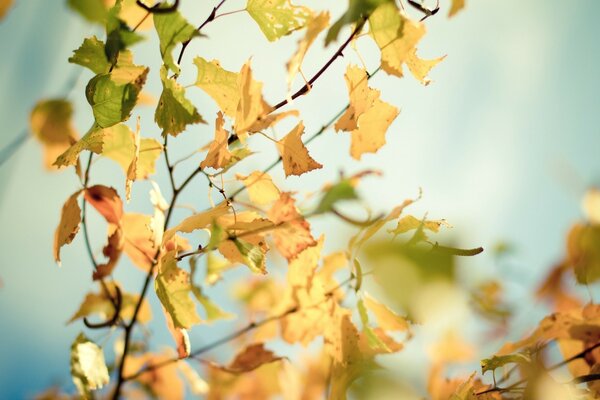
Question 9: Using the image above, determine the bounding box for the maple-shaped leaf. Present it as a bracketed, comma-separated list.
[200, 112, 232, 170]
[54, 190, 83, 264]
[221, 343, 283, 373]
[70, 333, 109, 398]
[406, 49, 446, 85]
[268, 192, 316, 260]
[155, 250, 202, 329]
[278, 122, 323, 176]
[29, 99, 79, 169]
[287, 12, 330, 89]
[336, 65, 399, 160]
[86, 68, 148, 128]
[68, 282, 152, 324]
[194, 57, 240, 117]
[54, 126, 105, 168]
[449, 0, 466, 17]
[246, 0, 312, 42]
[369, 3, 427, 79]
[236, 171, 280, 205]
[101, 123, 162, 181]
[326, 0, 391, 45]
[123, 352, 184, 400]
[155, 66, 205, 137]
[153, 8, 197, 74]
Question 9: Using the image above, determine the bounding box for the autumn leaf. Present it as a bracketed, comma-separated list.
[30, 99, 79, 169]
[69, 36, 111, 74]
[163, 202, 230, 244]
[54, 125, 105, 168]
[246, 0, 312, 42]
[389, 214, 450, 236]
[268, 192, 316, 260]
[54, 190, 83, 264]
[0, 0, 13, 20]
[363, 293, 410, 331]
[153, 8, 197, 74]
[406, 49, 446, 85]
[123, 352, 184, 400]
[70, 333, 109, 398]
[567, 223, 600, 284]
[326, 0, 391, 45]
[194, 57, 240, 117]
[335, 65, 399, 159]
[200, 112, 233, 170]
[68, 283, 152, 324]
[287, 12, 329, 89]
[369, 2, 426, 79]
[155, 66, 205, 136]
[234, 60, 272, 135]
[278, 122, 323, 176]
[449, 0, 466, 17]
[155, 250, 202, 329]
[84, 185, 123, 225]
[236, 171, 280, 205]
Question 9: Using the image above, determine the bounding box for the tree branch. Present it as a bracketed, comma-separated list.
[136, 0, 179, 14]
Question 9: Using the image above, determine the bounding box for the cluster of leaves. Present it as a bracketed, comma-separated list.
[40, 0, 600, 399]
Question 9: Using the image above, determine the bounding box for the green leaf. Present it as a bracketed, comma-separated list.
[155, 67, 204, 136]
[67, 0, 109, 24]
[481, 353, 531, 375]
[568, 224, 600, 284]
[69, 36, 111, 74]
[246, 0, 312, 42]
[155, 251, 202, 329]
[325, 0, 391, 45]
[85, 68, 148, 128]
[105, 1, 144, 65]
[188, 251, 234, 322]
[154, 9, 198, 74]
[54, 125, 105, 167]
[234, 238, 266, 274]
[315, 179, 358, 214]
[70, 333, 110, 399]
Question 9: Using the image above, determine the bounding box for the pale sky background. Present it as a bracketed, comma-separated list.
[1, 0, 599, 398]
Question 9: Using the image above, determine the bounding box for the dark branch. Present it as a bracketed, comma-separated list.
[136, 0, 179, 14]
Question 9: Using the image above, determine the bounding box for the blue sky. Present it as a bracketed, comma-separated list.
[0, 0, 599, 397]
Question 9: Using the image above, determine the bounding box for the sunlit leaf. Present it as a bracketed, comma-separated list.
[220, 343, 283, 373]
[234, 237, 267, 274]
[84, 185, 123, 224]
[124, 352, 184, 400]
[237, 171, 281, 205]
[405, 49, 446, 85]
[363, 293, 410, 331]
[70, 333, 109, 398]
[268, 192, 316, 260]
[194, 57, 240, 117]
[449, 0, 466, 17]
[200, 112, 232, 170]
[326, 0, 391, 45]
[389, 215, 450, 236]
[287, 12, 329, 89]
[567, 223, 600, 284]
[54, 125, 104, 168]
[54, 190, 83, 264]
[278, 122, 323, 176]
[234, 60, 271, 135]
[335, 65, 399, 159]
[246, 0, 312, 42]
[481, 353, 531, 375]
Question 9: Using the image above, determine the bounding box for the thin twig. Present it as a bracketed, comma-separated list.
[135, 0, 179, 14]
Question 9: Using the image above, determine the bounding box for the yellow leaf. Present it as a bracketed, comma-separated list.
[336, 66, 399, 160]
[583, 187, 600, 225]
[119, 0, 154, 31]
[363, 293, 410, 331]
[200, 112, 232, 170]
[287, 12, 330, 89]
[70, 333, 110, 397]
[246, 0, 312, 42]
[54, 126, 105, 168]
[406, 48, 446, 85]
[369, 3, 426, 78]
[121, 213, 157, 271]
[268, 192, 316, 260]
[222, 343, 283, 373]
[30, 99, 79, 169]
[389, 214, 450, 235]
[449, 0, 465, 17]
[163, 202, 230, 244]
[124, 352, 184, 400]
[236, 171, 280, 205]
[125, 120, 140, 201]
[278, 122, 323, 177]
[194, 57, 240, 117]
[234, 60, 272, 135]
[84, 185, 123, 225]
[54, 190, 83, 264]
